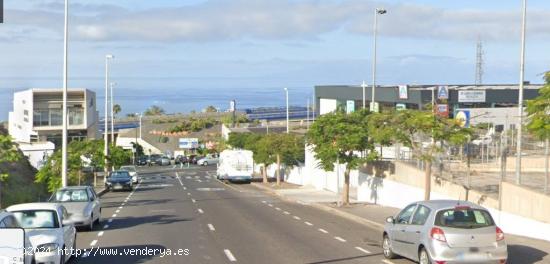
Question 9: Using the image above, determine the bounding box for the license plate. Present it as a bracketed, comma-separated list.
[114, 185, 122, 190]
[469, 247, 479, 253]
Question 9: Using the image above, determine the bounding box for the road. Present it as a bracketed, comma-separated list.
[71, 165, 548, 264]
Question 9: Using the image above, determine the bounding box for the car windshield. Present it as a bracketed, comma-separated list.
[12, 210, 59, 229]
[110, 172, 130, 178]
[51, 189, 89, 202]
[120, 166, 136, 172]
[435, 208, 494, 229]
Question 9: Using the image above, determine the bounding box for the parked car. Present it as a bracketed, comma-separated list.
[136, 156, 148, 166]
[382, 200, 507, 264]
[105, 171, 133, 191]
[189, 155, 202, 164]
[7, 203, 77, 264]
[155, 156, 171, 166]
[147, 154, 161, 166]
[48, 186, 101, 231]
[197, 153, 219, 166]
[0, 210, 34, 264]
[120, 165, 140, 184]
[174, 155, 189, 165]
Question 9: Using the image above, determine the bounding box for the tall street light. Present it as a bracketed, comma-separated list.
[61, 0, 69, 187]
[361, 80, 367, 109]
[110, 82, 116, 145]
[516, 0, 527, 185]
[138, 113, 143, 140]
[104, 54, 114, 175]
[284, 87, 289, 133]
[371, 8, 386, 112]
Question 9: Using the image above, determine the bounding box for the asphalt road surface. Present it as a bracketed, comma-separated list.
[70, 165, 537, 264]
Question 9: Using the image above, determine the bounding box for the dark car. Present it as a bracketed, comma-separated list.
[147, 154, 162, 166]
[175, 155, 189, 165]
[136, 156, 148, 166]
[189, 155, 204, 164]
[105, 171, 133, 191]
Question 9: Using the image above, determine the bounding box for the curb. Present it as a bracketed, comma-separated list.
[251, 183, 385, 231]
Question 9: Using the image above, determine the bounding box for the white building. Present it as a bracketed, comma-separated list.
[8, 88, 99, 168]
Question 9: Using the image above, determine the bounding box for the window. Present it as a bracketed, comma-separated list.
[411, 205, 431, 225]
[23, 110, 29, 116]
[2, 216, 20, 228]
[435, 208, 495, 229]
[396, 204, 417, 224]
[12, 210, 59, 229]
[51, 189, 89, 202]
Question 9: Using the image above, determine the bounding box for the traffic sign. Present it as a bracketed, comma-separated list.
[455, 110, 470, 128]
[437, 86, 449, 99]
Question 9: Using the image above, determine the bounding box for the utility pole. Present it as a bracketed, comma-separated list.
[61, 0, 69, 187]
[371, 8, 386, 112]
[306, 98, 310, 130]
[516, 0, 528, 185]
[110, 82, 116, 145]
[361, 80, 367, 109]
[104, 54, 114, 176]
[284, 88, 289, 133]
[475, 37, 485, 86]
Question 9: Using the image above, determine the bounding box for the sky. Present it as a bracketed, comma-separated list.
[0, 0, 549, 117]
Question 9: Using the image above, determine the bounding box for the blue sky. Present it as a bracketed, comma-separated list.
[0, 0, 549, 113]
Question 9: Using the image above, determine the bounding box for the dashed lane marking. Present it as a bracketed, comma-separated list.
[382, 260, 395, 264]
[90, 240, 97, 247]
[334, 236, 346, 242]
[283, 211, 290, 215]
[224, 249, 237, 262]
[97, 231, 104, 237]
[208, 224, 215, 231]
[355, 246, 371, 254]
[198, 209, 204, 214]
[318, 228, 328, 234]
[305, 221, 313, 226]
[293, 216, 301, 220]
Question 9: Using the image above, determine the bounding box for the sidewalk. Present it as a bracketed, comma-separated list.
[252, 183, 550, 264]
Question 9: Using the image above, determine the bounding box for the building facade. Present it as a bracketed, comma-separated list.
[8, 88, 99, 168]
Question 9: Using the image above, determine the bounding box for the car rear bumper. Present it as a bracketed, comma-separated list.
[428, 241, 508, 263]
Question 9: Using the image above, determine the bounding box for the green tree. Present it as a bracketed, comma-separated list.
[526, 71, 550, 192]
[368, 111, 397, 157]
[0, 135, 21, 206]
[390, 109, 470, 200]
[205, 105, 218, 113]
[36, 140, 105, 192]
[307, 109, 375, 205]
[144, 105, 165, 116]
[109, 145, 132, 169]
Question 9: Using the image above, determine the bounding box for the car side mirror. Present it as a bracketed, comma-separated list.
[90, 197, 95, 201]
[62, 219, 73, 227]
[386, 216, 395, 224]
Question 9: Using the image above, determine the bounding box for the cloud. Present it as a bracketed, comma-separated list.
[3, 0, 550, 42]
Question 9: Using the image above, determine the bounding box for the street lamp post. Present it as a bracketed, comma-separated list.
[104, 54, 114, 175]
[61, 0, 69, 187]
[361, 80, 367, 109]
[110, 82, 116, 145]
[516, 0, 528, 185]
[284, 87, 289, 133]
[371, 8, 386, 112]
[138, 113, 142, 140]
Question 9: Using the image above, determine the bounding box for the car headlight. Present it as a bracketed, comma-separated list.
[37, 243, 58, 252]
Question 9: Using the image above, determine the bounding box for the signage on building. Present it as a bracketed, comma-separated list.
[346, 100, 355, 113]
[437, 85, 449, 100]
[455, 110, 470, 128]
[398, 85, 408, 99]
[229, 100, 236, 112]
[458, 90, 486, 103]
[436, 104, 449, 117]
[369, 102, 379, 113]
[395, 103, 406, 111]
[179, 138, 199, 149]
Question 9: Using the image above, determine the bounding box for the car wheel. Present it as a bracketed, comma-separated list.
[203, 161, 208, 166]
[87, 215, 94, 231]
[382, 235, 397, 259]
[60, 246, 65, 264]
[419, 247, 431, 264]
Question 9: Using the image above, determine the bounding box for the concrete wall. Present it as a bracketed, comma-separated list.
[9, 90, 34, 143]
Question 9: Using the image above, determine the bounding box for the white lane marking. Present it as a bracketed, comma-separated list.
[112, 214, 117, 218]
[198, 208, 204, 214]
[318, 228, 328, 234]
[118, 206, 123, 209]
[224, 249, 237, 262]
[115, 210, 120, 213]
[275, 207, 281, 211]
[192, 199, 196, 203]
[293, 216, 301, 220]
[334, 236, 346, 242]
[183, 187, 187, 190]
[177, 175, 184, 186]
[103, 224, 109, 229]
[90, 240, 98, 247]
[186, 176, 192, 179]
[304, 221, 313, 226]
[108, 219, 113, 223]
[268, 204, 273, 207]
[197, 179, 202, 183]
[121, 203, 125, 206]
[382, 260, 395, 264]
[355, 246, 371, 254]
[283, 211, 290, 215]
[261, 201, 267, 204]
[97, 231, 104, 237]
[208, 224, 215, 231]
[187, 192, 191, 196]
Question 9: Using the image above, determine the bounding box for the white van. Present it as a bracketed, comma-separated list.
[217, 150, 254, 183]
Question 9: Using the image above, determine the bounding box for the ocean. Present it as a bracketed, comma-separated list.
[0, 78, 316, 120]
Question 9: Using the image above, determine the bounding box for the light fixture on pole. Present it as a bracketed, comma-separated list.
[61, 0, 69, 187]
[110, 82, 116, 145]
[104, 54, 114, 175]
[371, 8, 386, 112]
[516, 0, 527, 185]
[284, 87, 289, 133]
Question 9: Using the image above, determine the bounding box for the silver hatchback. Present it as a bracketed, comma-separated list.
[383, 200, 507, 264]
